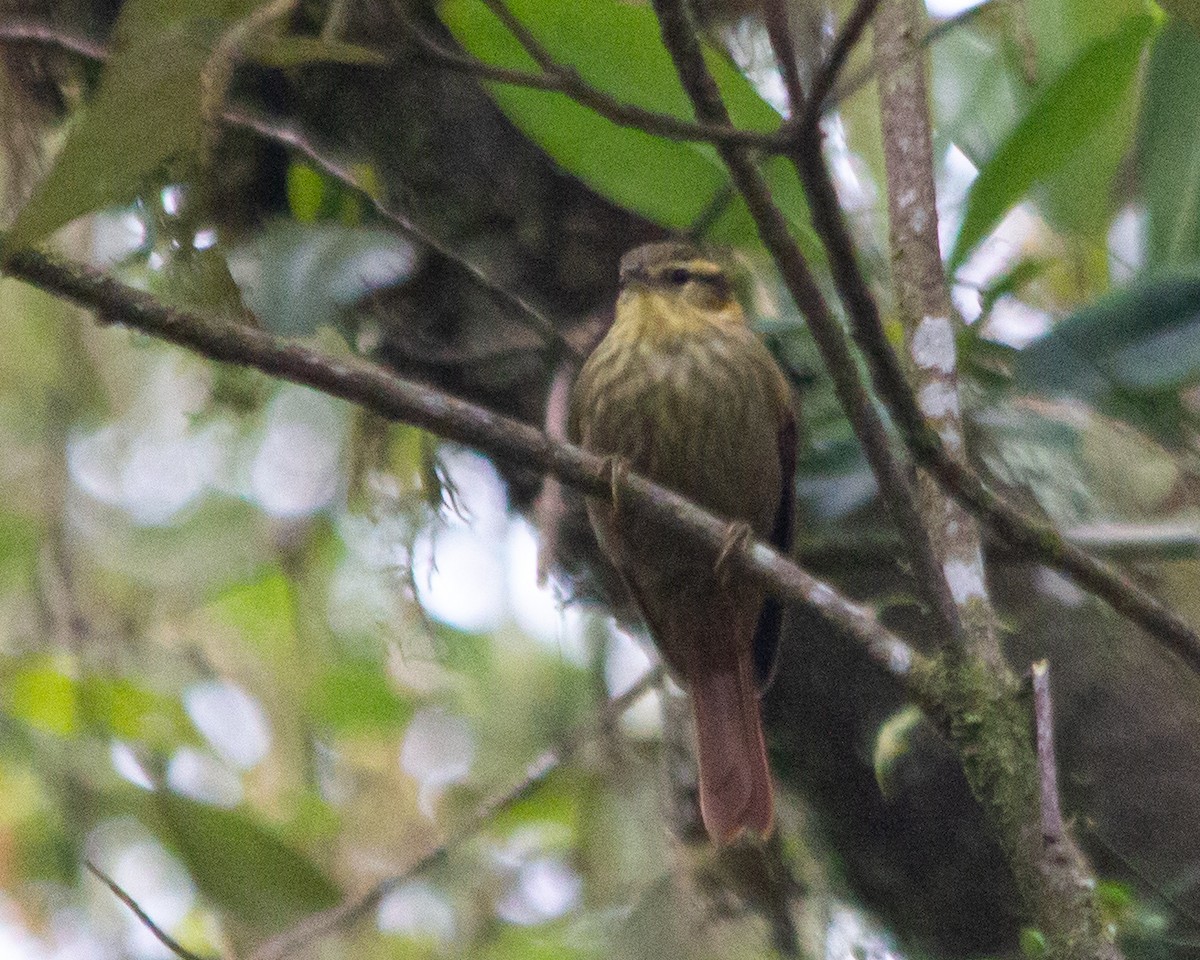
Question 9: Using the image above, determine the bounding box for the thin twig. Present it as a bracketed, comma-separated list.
[1030, 660, 1064, 844]
[831, 0, 1014, 108]
[801, 0, 882, 129]
[219, 105, 578, 362]
[0, 18, 107, 58]
[762, 0, 806, 118]
[250, 665, 666, 960]
[480, 0, 558, 71]
[795, 523, 1200, 569]
[396, 2, 783, 150]
[0, 247, 930, 697]
[86, 860, 214, 960]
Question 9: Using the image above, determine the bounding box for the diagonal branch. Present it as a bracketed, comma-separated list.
[1, 246, 928, 699]
[649, 0, 966, 650]
[4, 0, 1190, 680]
[250, 665, 667, 960]
[403, 14, 777, 148]
[392, 3, 783, 150]
[0, 17, 107, 58]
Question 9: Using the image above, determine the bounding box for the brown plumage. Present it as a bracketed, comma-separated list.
[568, 242, 796, 844]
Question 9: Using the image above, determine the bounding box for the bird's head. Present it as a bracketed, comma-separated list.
[616, 242, 742, 332]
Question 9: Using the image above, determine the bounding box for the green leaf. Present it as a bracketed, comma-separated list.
[930, 9, 1029, 168]
[439, 0, 818, 257]
[948, 15, 1157, 273]
[872, 705, 923, 799]
[4, 0, 272, 250]
[1020, 927, 1048, 959]
[1139, 21, 1200, 268]
[1024, 0, 1144, 77]
[1016, 271, 1200, 397]
[156, 791, 340, 933]
[287, 163, 329, 224]
[309, 660, 413, 733]
[978, 258, 1049, 318]
[1, 656, 192, 745]
[5, 19, 222, 250]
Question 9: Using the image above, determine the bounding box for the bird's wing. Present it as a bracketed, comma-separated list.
[753, 410, 797, 692]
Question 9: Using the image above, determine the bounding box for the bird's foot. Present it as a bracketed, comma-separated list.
[715, 522, 754, 588]
[600, 454, 632, 521]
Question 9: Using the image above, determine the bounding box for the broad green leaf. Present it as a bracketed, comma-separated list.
[1139, 22, 1200, 268]
[439, 0, 819, 257]
[309, 660, 413, 733]
[948, 15, 1156, 273]
[5, 0, 271, 250]
[930, 9, 1028, 168]
[1021, 0, 1145, 239]
[156, 791, 340, 933]
[1024, 0, 1143, 77]
[5, 20, 222, 250]
[1016, 272, 1200, 397]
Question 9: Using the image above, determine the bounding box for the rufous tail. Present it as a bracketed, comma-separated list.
[690, 653, 774, 845]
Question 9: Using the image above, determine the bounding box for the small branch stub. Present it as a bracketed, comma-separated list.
[1031, 660, 1065, 845]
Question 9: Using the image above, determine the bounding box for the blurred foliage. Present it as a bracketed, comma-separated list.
[949, 13, 1156, 272]
[6, 0, 1200, 959]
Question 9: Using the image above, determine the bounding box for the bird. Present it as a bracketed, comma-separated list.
[568, 241, 797, 844]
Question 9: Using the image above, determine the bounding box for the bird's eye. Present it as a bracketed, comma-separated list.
[667, 267, 691, 285]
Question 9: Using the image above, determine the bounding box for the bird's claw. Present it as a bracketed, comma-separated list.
[715, 522, 754, 587]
